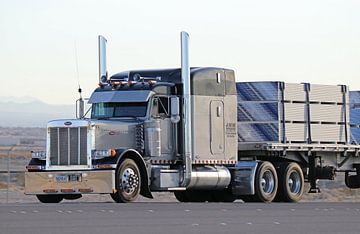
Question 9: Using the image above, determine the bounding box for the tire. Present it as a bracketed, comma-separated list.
[64, 194, 82, 200]
[174, 191, 189, 202]
[174, 190, 209, 202]
[111, 159, 141, 203]
[36, 195, 63, 203]
[276, 162, 304, 202]
[253, 161, 278, 202]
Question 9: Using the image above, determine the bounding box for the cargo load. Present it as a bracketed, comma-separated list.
[237, 82, 350, 144]
[350, 91, 360, 144]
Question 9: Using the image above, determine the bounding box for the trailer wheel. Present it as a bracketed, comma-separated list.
[36, 195, 63, 203]
[253, 161, 278, 202]
[111, 159, 141, 203]
[276, 163, 304, 202]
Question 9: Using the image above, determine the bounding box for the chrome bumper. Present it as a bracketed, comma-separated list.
[25, 170, 115, 195]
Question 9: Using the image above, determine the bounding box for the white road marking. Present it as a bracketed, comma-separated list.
[290, 209, 295, 211]
[66, 211, 72, 214]
[148, 210, 154, 213]
[191, 223, 199, 226]
[246, 222, 253, 225]
[221, 209, 227, 212]
[184, 209, 190, 212]
[20, 211, 26, 214]
[256, 209, 262, 211]
[57, 210, 63, 213]
[10, 211, 17, 214]
[109, 210, 114, 213]
[220, 222, 227, 226]
[274, 221, 280, 225]
[76, 210, 83, 213]
[33, 210, 39, 213]
[100, 209, 106, 212]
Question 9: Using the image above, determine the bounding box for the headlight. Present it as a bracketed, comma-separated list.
[91, 149, 116, 159]
[31, 151, 46, 160]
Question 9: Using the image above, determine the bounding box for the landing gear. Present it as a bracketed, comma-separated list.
[111, 159, 141, 203]
[36, 195, 64, 203]
[276, 163, 304, 202]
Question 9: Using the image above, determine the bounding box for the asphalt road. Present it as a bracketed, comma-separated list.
[1, 202, 360, 234]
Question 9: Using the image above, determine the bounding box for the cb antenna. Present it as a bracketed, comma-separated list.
[74, 40, 83, 99]
[74, 40, 84, 118]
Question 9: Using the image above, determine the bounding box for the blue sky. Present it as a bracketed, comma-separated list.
[1, 0, 359, 104]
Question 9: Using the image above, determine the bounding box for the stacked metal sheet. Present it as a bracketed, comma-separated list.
[350, 91, 360, 144]
[237, 82, 350, 144]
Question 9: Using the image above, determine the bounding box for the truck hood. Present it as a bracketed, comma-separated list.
[91, 119, 143, 151]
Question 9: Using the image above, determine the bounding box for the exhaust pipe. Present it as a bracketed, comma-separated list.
[98, 35, 108, 85]
[180, 31, 192, 187]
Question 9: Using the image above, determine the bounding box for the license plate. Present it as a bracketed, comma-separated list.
[55, 174, 82, 183]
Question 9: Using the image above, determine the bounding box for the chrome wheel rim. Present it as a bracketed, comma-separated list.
[288, 171, 301, 195]
[261, 170, 275, 194]
[120, 168, 139, 194]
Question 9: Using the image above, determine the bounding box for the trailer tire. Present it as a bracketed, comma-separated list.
[253, 161, 278, 202]
[276, 162, 304, 202]
[345, 173, 360, 189]
[111, 159, 141, 203]
[36, 195, 63, 203]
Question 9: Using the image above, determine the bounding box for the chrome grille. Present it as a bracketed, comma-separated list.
[49, 127, 88, 166]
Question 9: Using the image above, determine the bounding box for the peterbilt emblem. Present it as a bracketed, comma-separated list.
[64, 121, 72, 126]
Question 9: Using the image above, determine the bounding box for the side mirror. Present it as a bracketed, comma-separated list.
[170, 97, 180, 123]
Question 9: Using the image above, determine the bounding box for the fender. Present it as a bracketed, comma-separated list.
[116, 149, 153, 199]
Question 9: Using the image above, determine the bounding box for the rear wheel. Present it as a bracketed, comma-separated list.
[36, 195, 63, 203]
[276, 162, 304, 202]
[252, 161, 278, 202]
[111, 159, 141, 203]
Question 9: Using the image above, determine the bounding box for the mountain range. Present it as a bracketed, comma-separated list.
[0, 97, 79, 127]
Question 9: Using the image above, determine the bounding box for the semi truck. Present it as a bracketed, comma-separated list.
[25, 32, 360, 203]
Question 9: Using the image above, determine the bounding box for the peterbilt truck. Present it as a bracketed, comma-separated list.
[25, 32, 360, 203]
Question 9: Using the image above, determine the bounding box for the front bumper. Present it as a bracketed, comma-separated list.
[25, 170, 115, 195]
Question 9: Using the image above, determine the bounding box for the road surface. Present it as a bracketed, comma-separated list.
[1, 202, 360, 234]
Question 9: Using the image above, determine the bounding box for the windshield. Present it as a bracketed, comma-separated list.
[91, 102, 148, 119]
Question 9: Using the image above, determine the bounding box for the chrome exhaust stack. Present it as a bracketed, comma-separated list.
[98, 35, 108, 85]
[180, 31, 193, 187]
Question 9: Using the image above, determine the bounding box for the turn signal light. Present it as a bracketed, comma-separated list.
[43, 189, 58, 193]
[148, 80, 157, 86]
[60, 189, 75, 193]
[78, 188, 93, 193]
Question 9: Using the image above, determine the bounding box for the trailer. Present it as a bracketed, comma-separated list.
[25, 32, 360, 203]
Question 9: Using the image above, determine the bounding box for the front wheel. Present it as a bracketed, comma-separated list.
[36, 195, 63, 203]
[111, 159, 141, 203]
